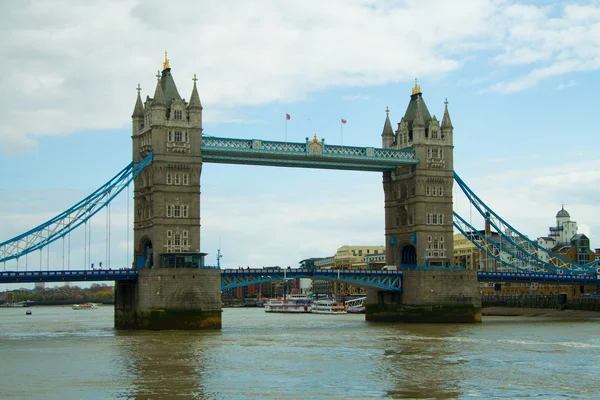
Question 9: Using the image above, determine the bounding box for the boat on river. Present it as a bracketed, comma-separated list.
[264, 294, 312, 313]
[72, 303, 98, 310]
[311, 299, 347, 314]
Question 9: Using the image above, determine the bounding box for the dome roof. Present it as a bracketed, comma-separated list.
[556, 206, 570, 218]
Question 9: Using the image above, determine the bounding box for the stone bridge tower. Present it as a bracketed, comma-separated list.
[115, 54, 222, 330]
[366, 80, 481, 323]
[381, 80, 454, 269]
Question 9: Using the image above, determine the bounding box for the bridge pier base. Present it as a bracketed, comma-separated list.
[365, 270, 482, 323]
[114, 268, 222, 330]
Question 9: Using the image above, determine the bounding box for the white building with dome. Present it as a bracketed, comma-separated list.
[537, 206, 579, 263]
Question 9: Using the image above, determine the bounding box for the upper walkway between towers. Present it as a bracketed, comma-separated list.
[200, 135, 418, 171]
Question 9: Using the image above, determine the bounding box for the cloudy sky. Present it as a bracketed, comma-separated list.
[1, 0, 600, 288]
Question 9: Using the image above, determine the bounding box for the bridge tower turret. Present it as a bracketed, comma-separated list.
[370, 79, 481, 323]
[382, 79, 454, 269]
[117, 54, 221, 330]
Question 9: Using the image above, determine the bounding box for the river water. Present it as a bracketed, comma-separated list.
[1, 306, 600, 399]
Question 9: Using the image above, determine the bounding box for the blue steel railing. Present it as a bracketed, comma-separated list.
[2, 268, 598, 288]
[201, 136, 417, 171]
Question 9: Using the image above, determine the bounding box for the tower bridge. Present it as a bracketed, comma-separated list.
[2, 55, 597, 329]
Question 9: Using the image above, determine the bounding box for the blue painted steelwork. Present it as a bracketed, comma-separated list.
[221, 268, 403, 291]
[477, 271, 600, 284]
[0, 269, 139, 283]
[0, 153, 153, 264]
[201, 136, 417, 171]
[454, 172, 597, 274]
[2, 268, 597, 286]
[453, 212, 548, 273]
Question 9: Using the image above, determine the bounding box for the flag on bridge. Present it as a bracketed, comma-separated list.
[286, 113, 291, 120]
[341, 118, 347, 124]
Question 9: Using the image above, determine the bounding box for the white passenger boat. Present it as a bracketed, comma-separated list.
[72, 303, 98, 310]
[311, 299, 347, 314]
[264, 294, 312, 313]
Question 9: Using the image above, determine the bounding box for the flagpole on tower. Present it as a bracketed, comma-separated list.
[340, 117, 347, 148]
[285, 113, 291, 143]
[341, 117, 343, 147]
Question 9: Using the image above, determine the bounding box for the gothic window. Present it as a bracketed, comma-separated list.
[431, 129, 438, 139]
[174, 234, 181, 246]
[439, 185, 444, 196]
[166, 173, 172, 185]
[174, 131, 183, 142]
[183, 174, 189, 185]
[174, 110, 183, 120]
[182, 205, 189, 218]
[184, 132, 189, 143]
[174, 205, 181, 217]
[166, 205, 172, 217]
[174, 174, 181, 185]
[426, 186, 431, 196]
[426, 213, 444, 225]
[167, 230, 172, 238]
[168, 131, 173, 142]
[183, 230, 188, 238]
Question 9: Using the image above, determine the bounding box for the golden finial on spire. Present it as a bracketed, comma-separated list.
[163, 50, 170, 70]
[412, 77, 421, 95]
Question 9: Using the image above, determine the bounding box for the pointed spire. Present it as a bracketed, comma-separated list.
[189, 73, 202, 109]
[412, 77, 421, 95]
[163, 50, 170, 71]
[153, 70, 166, 107]
[132, 83, 144, 118]
[412, 96, 425, 127]
[442, 98, 453, 128]
[382, 106, 393, 137]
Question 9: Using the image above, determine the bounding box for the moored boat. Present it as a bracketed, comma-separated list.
[264, 294, 312, 313]
[311, 299, 347, 314]
[72, 303, 98, 310]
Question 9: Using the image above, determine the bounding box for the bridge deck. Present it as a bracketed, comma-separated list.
[1, 269, 598, 287]
[201, 137, 418, 171]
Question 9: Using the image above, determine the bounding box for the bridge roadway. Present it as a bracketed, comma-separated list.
[1, 269, 599, 290]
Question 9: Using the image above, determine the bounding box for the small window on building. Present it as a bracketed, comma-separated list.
[174, 110, 183, 120]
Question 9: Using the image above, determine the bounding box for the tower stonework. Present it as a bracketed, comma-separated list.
[366, 81, 481, 323]
[115, 55, 222, 330]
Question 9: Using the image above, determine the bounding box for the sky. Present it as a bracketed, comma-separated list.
[1, 0, 600, 289]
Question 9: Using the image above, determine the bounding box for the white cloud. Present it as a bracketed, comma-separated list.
[486, 3, 600, 92]
[0, 0, 498, 154]
[553, 80, 576, 90]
